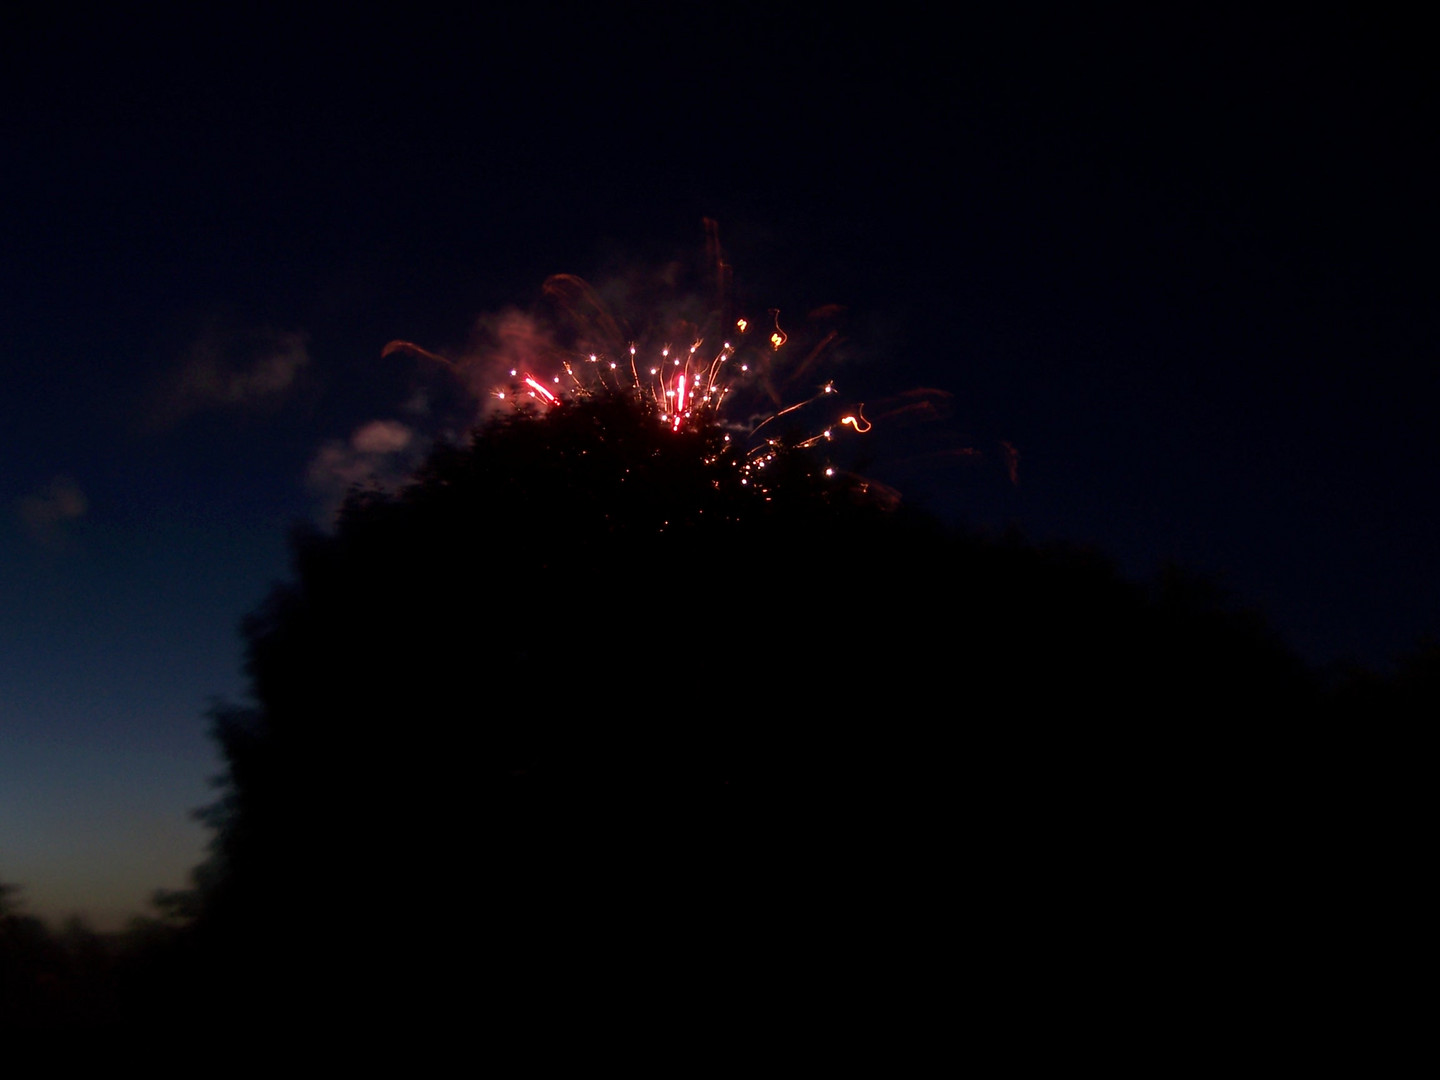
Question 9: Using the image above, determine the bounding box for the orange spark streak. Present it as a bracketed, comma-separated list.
[749, 381, 838, 438]
[381, 340, 454, 367]
[706, 343, 732, 388]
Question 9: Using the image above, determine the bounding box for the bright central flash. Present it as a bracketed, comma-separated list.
[523, 375, 557, 403]
[673, 373, 687, 430]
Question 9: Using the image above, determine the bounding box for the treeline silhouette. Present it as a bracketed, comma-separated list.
[6, 393, 1428, 1049]
[0, 881, 198, 1033]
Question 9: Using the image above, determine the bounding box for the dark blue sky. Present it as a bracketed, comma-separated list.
[2, 6, 1435, 927]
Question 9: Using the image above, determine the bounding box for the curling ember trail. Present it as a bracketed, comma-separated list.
[769, 309, 787, 350]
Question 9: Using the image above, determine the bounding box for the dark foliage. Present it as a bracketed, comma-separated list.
[140, 391, 1379, 1049]
[0, 884, 200, 1035]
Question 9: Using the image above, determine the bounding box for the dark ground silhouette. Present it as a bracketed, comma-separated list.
[5, 394, 1423, 1054]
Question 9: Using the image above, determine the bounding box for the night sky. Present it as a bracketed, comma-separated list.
[2, 7, 1434, 928]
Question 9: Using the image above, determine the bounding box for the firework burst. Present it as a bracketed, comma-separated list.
[383, 229, 877, 497]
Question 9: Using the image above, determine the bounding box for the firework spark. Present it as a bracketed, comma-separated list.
[377, 228, 1007, 507]
[480, 296, 872, 498]
[384, 233, 877, 496]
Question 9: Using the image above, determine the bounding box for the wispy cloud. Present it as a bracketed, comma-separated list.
[17, 476, 88, 544]
[306, 420, 422, 523]
[153, 324, 309, 425]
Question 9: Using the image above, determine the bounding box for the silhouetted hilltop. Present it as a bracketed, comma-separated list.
[16, 391, 1416, 1051]
[156, 393, 1327, 1037]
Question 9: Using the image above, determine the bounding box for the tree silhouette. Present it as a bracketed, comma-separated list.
[178, 389, 1323, 1046]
